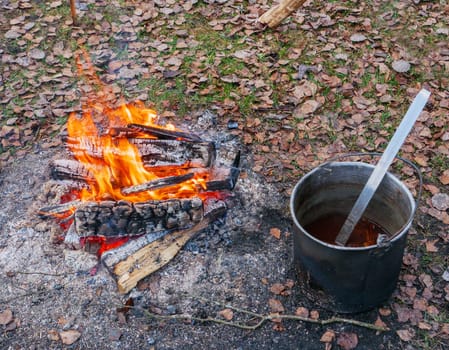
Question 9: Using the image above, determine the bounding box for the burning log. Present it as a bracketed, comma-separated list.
[127, 123, 202, 142]
[64, 136, 216, 169]
[51, 159, 95, 182]
[73, 197, 204, 237]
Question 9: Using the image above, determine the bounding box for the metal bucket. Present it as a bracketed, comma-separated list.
[290, 157, 419, 313]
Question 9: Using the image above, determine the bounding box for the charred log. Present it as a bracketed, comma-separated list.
[51, 159, 95, 182]
[73, 197, 204, 237]
[205, 151, 240, 191]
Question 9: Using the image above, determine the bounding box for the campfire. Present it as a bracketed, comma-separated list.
[39, 54, 240, 293]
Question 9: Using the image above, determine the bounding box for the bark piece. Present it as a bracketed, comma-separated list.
[259, 0, 307, 28]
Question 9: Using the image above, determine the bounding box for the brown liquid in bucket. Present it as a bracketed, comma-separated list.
[303, 213, 389, 247]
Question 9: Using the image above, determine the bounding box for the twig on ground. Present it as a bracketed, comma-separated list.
[136, 297, 389, 332]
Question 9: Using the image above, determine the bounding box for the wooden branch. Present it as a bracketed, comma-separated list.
[138, 300, 389, 332]
[259, 0, 307, 28]
[107, 219, 211, 294]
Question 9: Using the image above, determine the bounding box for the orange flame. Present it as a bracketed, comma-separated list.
[67, 102, 209, 202]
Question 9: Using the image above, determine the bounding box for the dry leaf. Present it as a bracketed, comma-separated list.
[425, 239, 439, 252]
[5, 320, 17, 332]
[0, 309, 13, 325]
[441, 323, 449, 335]
[268, 298, 285, 313]
[272, 323, 285, 332]
[219, 308, 234, 321]
[374, 316, 387, 329]
[48, 329, 60, 341]
[233, 50, 252, 60]
[59, 330, 81, 345]
[392, 60, 411, 73]
[295, 307, 309, 318]
[426, 305, 439, 316]
[270, 283, 285, 295]
[396, 329, 414, 341]
[299, 100, 320, 115]
[379, 307, 391, 316]
[310, 310, 319, 320]
[413, 298, 428, 311]
[350, 33, 367, 42]
[440, 170, 449, 185]
[29, 48, 45, 60]
[337, 332, 358, 350]
[414, 154, 428, 166]
[418, 322, 432, 330]
[269, 227, 281, 239]
[320, 329, 335, 342]
[443, 268, 449, 282]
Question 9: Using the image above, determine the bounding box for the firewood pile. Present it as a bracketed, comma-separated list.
[39, 102, 240, 293]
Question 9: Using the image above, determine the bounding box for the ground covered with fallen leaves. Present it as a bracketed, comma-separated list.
[1, 0, 448, 349]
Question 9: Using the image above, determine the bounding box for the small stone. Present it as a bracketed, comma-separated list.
[392, 60, 411, 73]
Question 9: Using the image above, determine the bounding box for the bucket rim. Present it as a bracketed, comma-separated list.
[290, 161, 416, 251]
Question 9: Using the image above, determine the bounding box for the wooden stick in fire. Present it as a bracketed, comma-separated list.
[121, 173, 195, 195]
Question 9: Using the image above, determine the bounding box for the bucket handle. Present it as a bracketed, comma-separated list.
[319, 152, 422, 243]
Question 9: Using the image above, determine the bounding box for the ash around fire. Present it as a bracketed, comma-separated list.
[184, 110, 286, 253]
